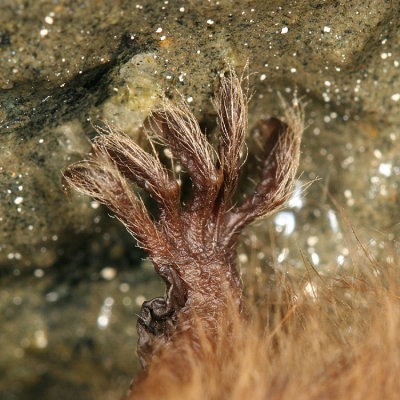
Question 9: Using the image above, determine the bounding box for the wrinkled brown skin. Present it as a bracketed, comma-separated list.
[62, 68, 302, 398]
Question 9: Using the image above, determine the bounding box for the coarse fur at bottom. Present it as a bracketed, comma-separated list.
[129, 256, 400, 400]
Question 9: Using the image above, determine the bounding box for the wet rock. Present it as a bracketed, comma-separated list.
[101, 53, 160, 137]
[1, 0, 399, 267]
[0, 236, 162, 400]
[0, 119, 93, 268]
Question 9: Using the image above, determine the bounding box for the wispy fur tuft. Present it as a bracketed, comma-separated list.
[62, 154, 161, 252]
[214, 66, 248, 209]
[130, 256, 400, 400]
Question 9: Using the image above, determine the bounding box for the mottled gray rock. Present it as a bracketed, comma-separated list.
[0, 241, 162, 400]
[1, 0, 400, 399]
[1, 0, 399, 268]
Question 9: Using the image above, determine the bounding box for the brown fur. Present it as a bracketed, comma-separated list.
[62, 67, 305, 397]
[130, 256, 400, 400]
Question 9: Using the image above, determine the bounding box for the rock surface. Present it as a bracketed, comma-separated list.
[0, 1, 399, 399]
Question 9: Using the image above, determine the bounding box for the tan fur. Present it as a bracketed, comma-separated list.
[130, 259, 400, 400]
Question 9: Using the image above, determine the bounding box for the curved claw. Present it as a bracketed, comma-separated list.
[137, 297, 175, 369]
